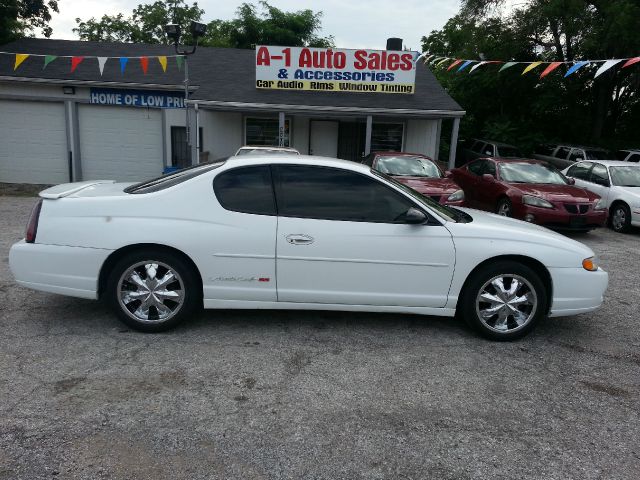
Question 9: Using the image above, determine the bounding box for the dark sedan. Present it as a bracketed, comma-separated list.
[449, 158, 608, 231]
[362, 152, 465, 206]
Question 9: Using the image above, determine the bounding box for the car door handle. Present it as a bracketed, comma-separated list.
[286, 234, 314, 245]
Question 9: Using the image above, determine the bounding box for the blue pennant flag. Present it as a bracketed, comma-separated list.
[119, 57, 128, 74]
[457, 60, 475, 72]
[564, 61, 589, 77]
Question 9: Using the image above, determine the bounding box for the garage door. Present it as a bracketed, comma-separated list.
[78, 105, 163, 182]
[0, 100, 68, 184]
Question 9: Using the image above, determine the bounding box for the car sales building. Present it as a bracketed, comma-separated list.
[0, 38, 464, 184]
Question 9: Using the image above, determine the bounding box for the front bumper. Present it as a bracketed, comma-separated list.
[9, 240, 112, 300]
[548, 266, 608, 317]
[513, 204, 608, 230]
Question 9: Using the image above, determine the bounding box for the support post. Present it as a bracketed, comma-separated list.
[278, 112, 286, 147]
[448, 117, 460, 170]
[364, 115, 372, 157]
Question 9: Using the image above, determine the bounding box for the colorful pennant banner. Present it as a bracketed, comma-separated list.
[2, 51, 186, 75]
[421, 51, 640, 81]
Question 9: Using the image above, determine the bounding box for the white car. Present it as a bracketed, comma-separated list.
[10, 156, 608, 340]
[235, 146, 300, 156]
[562, 160, 640, 233]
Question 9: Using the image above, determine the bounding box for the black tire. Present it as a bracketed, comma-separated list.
[609, 203, 631, 233]
[105, 249, 201, 332]
[496, 198, 513, 217]
[459, 261, 547, 341]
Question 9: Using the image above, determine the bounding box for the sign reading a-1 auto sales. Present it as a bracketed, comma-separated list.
[255, 45, 417, 94]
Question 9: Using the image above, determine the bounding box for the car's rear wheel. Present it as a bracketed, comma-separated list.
[460, 261, 547, 341]
[610, 203, 631, 233]
[496, 198, 512, 217]
[106, 249, 201, 332]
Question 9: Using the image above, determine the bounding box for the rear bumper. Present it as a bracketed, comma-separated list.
[513, 204, 608, 230]
[9, 240, 112, 300]
[548, 266, 608, 317]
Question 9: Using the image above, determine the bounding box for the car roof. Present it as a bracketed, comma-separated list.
[224, 154, 372, 172]
[371, 151, 433, 158]
[574, 160, 638, 167]
[474, 157, 544, 164]
[619, 149, 640, 153]
[238, 146, 299, 151]
[470, 139, 519, 148]
[553, 144, 609, 150]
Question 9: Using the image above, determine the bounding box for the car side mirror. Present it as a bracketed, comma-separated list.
[444, 170, 453, 178]
[404, 207, 428, 225]
[482, 173, 495, 182]
[567, 178, 575, 185]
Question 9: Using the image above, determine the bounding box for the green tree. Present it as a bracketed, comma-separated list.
[74, 0, 334, 48]
[422, 0, 640, 150]
[0, 0, 59, 44]
[74, 1, 204, 44]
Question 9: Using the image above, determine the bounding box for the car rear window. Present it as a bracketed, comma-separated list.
[125, 161, 226, 194]
[213, 165, 276, 215]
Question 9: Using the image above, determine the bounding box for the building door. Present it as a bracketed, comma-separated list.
[0, 100, 68, 184]
[309, 121, 339, 157]
[337, 121, 366, 162]
[78, 105, 163, 182]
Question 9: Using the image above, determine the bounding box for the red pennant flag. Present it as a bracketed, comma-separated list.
[70, 56, 84, 72]
[540, 62, 563, 79]
[447, 59, 463, 71]
[622, 57, 640, 68]
[140, 56, 149, 74]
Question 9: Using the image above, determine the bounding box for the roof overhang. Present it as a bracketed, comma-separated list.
[0, 75, 196, 92]
[189, 99, 465, 118]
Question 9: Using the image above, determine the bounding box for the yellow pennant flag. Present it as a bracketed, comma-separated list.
[14, 54, 29, 70]
[522, 61, 542, 75]
[158, 56, 167, 72]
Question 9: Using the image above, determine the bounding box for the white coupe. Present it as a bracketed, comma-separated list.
[10, 156, 608, 340]
[563, 160, 640, 233]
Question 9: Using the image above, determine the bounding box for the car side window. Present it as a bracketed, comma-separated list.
[484, 161, 496, 177]
[483, 144, 495, 156]
[556, 147, 571, 159]
[589, 164, 610, 186]
[273, 165, 415, 223]
[471, 141, 483, 152]
[566, 162, 592, 180]
[213, 165, 276, 215]
[468, 160, 485, 176]
[628, 154, 640, 163]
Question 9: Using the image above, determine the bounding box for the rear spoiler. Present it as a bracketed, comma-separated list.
[39, 180, 116, 199]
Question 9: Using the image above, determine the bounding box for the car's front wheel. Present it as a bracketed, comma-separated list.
[460, 261, 547, 341]
[106, 249, 201, 332]
[610, 203, 631, 233]
[496, 198, 512, 217]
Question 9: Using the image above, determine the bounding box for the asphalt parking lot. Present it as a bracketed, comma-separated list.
[1, 195, 639, 479]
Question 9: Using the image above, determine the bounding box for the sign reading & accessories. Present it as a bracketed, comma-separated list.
[255, 46, 417, 94]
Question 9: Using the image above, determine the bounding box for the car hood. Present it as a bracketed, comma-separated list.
[445, 207, 595, 260]
[509, 183, 598, 202]
[392, 176, 460, 195]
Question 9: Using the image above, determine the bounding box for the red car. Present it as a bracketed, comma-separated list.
[362, 152, 465, 206]
[449, 157, 608, 231]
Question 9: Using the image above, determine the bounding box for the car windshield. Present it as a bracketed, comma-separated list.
[237, 148, 298, 155]
[371, 170, 469, 223]
[499, 162, 567, 184]
[375, 155, 442, 178]
[497, 146, 522, 158]
[124, 161, 226, 194]
[585, 149, 612, 160]
[610, 166, 640, 187]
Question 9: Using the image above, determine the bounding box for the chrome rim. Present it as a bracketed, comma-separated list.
[117, 261, 185, 323]
[497, 202, 511, 216]
[612, 207, 626, 231]
[475, 274, 537, 333]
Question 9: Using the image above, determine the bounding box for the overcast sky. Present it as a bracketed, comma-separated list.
[44, 0, 462, 51]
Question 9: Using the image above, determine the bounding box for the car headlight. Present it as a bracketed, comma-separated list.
[522, 195, 554, 209]
[594, 198, 607, 210]
[582, 256, 599, 271]
[447, 189, 465, 202]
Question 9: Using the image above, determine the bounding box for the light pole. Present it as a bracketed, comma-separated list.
[164, 21, 207, 165]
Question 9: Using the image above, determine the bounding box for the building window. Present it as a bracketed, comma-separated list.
[171, 126, 203, 168]
[245, 117, 290, 147]
[371, 123, 404, 152]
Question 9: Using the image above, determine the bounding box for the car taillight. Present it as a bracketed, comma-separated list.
[25, 199, 43, 243]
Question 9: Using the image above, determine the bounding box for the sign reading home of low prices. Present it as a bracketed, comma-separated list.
[255, 46, 417, 94]
[89, 88, 186, 108]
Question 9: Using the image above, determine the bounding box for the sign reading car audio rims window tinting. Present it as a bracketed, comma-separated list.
[255, 46, 417, 94]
